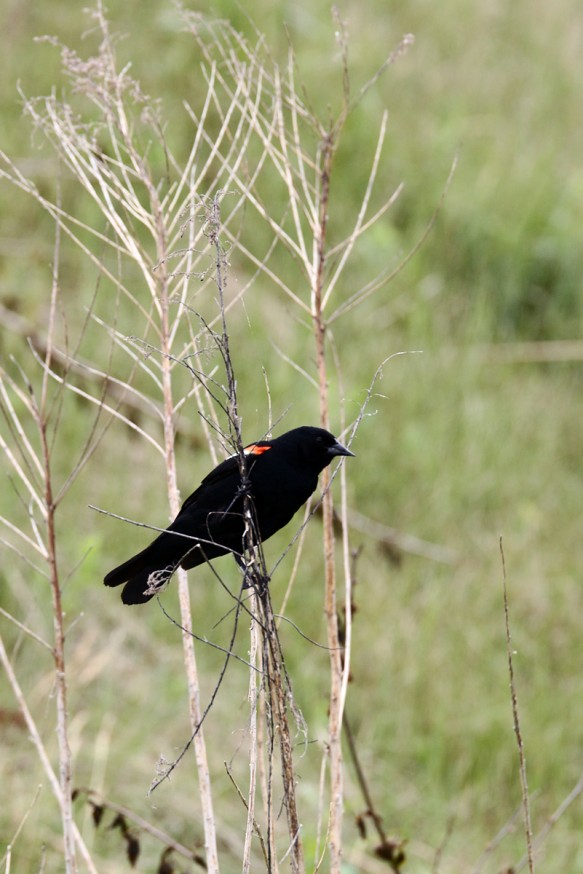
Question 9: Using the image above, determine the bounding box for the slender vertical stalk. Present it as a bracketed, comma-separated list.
[42, 425, 77, 874]
[0, 16, 414, 872]
[154, 193, 219, 870]
[207, 190, 305, 869]
[0, 634, 98, 873]
[33, 212, 77, 873]
[312, 131, 344, 873]
[500, 538, 534, 874]
[261, 589, 304, 874]
[29, 361, 77, 873]
[243, 589, 259, 874]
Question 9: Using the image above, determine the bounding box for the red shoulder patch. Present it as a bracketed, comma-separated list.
[244, 443, 272, 456]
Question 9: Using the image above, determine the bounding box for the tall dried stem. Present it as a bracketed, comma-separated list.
[180, 15, 415, 870]
[0, 202, 98, 874]
[500, 538, 534, 874]
[312, 129, 345, 871]
[1, 9, 419, 870]
[256, 586, 305, 873]
[38, 420, 77, 872]
[41, 219, 77, 874]
[206, 190, 305, 870]
[0, 5, 227, 866]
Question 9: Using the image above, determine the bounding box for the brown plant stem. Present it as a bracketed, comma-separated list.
[258, 584, 304, 874]
[155, 205, 219, 870]
[32, 215, 77, 874]
[0, 635, 98, 873]
[514, 774, 583, 872]
[74, 787, 206, 867]
[343, 713, 406, 873]
[242, 587, 261, 873]
[500, 537, 534, 874]
[41, 425, 77, 874]
[313, 127, 344, 873]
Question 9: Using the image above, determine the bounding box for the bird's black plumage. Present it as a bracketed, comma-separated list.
[104, 426, 354, 605]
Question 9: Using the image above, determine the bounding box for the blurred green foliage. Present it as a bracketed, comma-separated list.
[1, 0, 583, 872]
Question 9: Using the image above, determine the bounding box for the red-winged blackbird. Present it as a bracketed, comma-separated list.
[104, 426, 354, 605]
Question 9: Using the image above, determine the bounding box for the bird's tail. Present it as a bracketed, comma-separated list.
[104, 513, 225, 604]
[104, 534, 185, 605]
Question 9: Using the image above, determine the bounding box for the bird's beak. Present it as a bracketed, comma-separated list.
[329, 440, 355, 458]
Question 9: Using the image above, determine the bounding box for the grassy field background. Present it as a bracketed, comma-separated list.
[1, 0, 583, 872]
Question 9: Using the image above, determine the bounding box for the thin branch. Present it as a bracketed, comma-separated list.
[0, 607, 52, 652]
[73, 787, 206, 867]
[0, 785, 43, 871]
[500, 537, 534, 873]
[0, 411, 47, 521]
[243, 589, 262, 873]
[471, 803, 525, 874]
[346, 506, 458, 565]
[0, 633, 98, 873]
[28, 342, 165, 457]
[322, 110, 390, 309]
[0, 368, 44, 483]
[0, 513, 48, 557]
[349, 33, 415, 111]
[343, 712, 406, 872]
[514, 774, 583, 873]
[329, 153, 458, 323]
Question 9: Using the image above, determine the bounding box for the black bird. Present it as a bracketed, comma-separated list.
[104, 426, 354, 605]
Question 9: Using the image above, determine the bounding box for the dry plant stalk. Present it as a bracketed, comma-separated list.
[499, 538, 534, 873]
[0, 637, 98, 873]
[0, 215, 99, 872]
[206, 192, 306, 871]
[257, 585, 305, 873]
[0, 3, 229, 867]
[514, 774, 583, 872]
[37, 228, 77, 874]
[4, 9, 582, 871]
[179, 12, 415, 869]
[243, 586, 261, 873]
[1, 5, 419, 870]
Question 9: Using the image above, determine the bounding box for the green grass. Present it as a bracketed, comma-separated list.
[2, 0, 583, 871]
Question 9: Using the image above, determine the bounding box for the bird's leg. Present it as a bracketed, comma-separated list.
[143, 563, 178, 598]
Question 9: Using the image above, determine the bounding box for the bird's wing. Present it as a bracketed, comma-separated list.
[178, 454, 242, 513]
